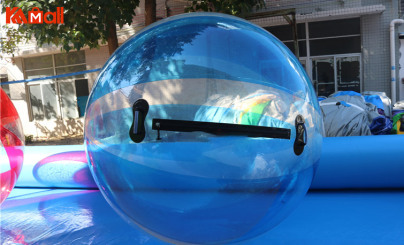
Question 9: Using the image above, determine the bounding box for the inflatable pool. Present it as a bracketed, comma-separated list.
[2, 135, 404, 244]
[13, 135, 404, 190]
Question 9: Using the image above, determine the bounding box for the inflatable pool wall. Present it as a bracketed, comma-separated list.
[311, 134, 404, 189]
[13, 134, 404, 189]
[14, 145, 96, 188]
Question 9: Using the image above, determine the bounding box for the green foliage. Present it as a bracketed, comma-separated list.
[0, 25, 25, 57]
[25, 134, 34, 144]
[185, 0, 266, 17]
[1, 0, 140, 52]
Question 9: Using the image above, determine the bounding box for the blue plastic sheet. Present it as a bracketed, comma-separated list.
[331, 91, 362, 97]
[364, 94, 385, 110]
[1, 188, 404, 244]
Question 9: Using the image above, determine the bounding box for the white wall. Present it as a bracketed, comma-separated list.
[85, 46, 110, 89]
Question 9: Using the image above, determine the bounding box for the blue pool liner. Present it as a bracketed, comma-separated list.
[13, 135, 404, 189]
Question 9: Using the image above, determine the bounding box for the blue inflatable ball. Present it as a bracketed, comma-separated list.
[85, 12, 323, 244]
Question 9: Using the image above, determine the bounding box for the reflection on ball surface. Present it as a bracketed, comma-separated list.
[85, 13, 323, 244]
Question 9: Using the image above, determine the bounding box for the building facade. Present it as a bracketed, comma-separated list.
[1, 0, 403, 140]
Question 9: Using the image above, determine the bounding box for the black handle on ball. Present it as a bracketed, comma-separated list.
[129, 99, 304, 152]
[152, 119, 291, 140]
[293, 114, 307, 156]
[129, 99, 149, 143]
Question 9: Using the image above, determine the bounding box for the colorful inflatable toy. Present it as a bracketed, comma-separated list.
[0, 88, 24, 204]
[85, 13, 323, 244]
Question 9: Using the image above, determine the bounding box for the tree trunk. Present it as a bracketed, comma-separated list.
[107, 21, 119, 55]
[145, 0, 156, 26]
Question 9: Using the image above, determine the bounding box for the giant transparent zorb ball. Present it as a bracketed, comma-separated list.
[1, 88, 24, 204]
[85, 13, 323, 244]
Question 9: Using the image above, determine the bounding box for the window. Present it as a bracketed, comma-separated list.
[308, 18, 360, 38]
[0, 75, 10, 97]
[312, 57, 335, 97]
[312, 55, 361, 97]
[265, 23, 307, 57]
[309, 19, 361, 96]
[309, 18, 361, 56]
[336, 56, 360, 92]
[265, 18, 362, 96]
[74, 79, 90, 117]
[310, 36, 361, 56]
[24, 51, 89, 121]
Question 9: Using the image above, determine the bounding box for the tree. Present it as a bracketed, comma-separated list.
[145, 0, 156, 26]
[185, 0, 266, 17]
[0, 25, 24, 59]
[144, 0, 266, 27]
[1, 0, 140, 54]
